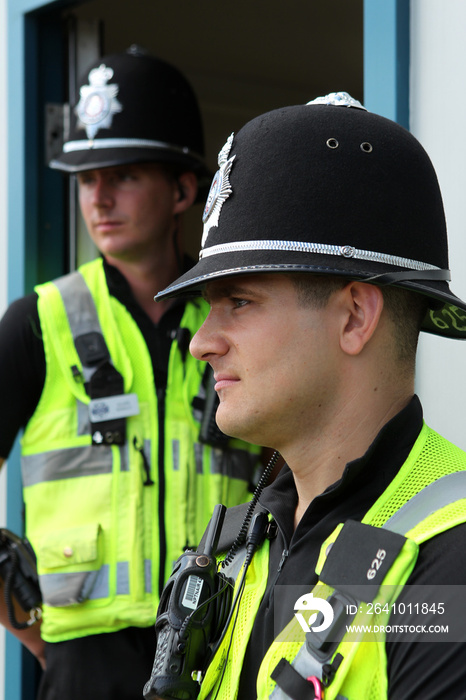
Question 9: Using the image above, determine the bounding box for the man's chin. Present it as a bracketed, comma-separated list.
[216, 410, 258, 445]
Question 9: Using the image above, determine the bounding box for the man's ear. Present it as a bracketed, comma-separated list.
[339, 281, 384, 356]
[173, 171, 198, 213]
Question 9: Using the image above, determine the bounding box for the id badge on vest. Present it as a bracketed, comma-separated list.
[88, 360, 139, 446]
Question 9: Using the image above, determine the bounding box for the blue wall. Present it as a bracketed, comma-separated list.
[6, 3, 69, 697]
[364, 0, 410, 127]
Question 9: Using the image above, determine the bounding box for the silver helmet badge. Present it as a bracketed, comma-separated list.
[75, 64, 123, 140]
[201, 133, 236, 248]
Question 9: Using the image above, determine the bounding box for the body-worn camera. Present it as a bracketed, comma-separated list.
[0, 528, 42, 628]
[144, 505, 232, 700]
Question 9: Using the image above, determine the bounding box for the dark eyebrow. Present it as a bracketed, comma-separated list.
[203, 283, 258, 304]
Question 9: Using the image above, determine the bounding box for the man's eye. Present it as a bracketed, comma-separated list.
[232, 298, 249, 308]
[117, 170, 137, 182]
[77, 175, 94, 186]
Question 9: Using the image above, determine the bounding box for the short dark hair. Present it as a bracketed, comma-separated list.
[381, 285, 429, 366]
[288, 273, 429, 368]
[289, 274, 347, 308]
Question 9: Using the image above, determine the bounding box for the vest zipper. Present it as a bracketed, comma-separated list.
[262, 545, 289, 612]
[277, 548, 289, 576]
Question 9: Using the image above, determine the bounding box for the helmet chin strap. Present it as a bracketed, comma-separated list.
[363, 268, 451, 285]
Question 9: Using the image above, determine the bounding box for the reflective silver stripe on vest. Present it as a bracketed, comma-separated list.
[195, 442, 204, 474]
[120, 442, 130, 472]
[40, 567, 104, 607]
[382, 471, 466, 535]
[22, 445, 113, 486]
[54, 271, 108, 383]
[89, 564, 110, 599]
[172, 439, 180, 471]
[40, 560, 148, 607]
[117, 561, 129, 595]
[77, 399, 90, 435]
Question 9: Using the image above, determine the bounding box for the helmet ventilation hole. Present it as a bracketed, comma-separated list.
[360, 142, 373, 153]
[326, 138, 339, 149]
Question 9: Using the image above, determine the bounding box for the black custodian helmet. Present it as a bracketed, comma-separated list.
[50, 46, 210, 191]
[156, 92, 466, 340]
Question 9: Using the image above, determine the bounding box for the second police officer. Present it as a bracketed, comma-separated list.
[0, 47, 261, 699]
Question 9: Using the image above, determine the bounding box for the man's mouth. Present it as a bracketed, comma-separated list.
[214, 374, 240, 391]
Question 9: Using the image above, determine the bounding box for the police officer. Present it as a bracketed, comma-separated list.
[0, 47, 260, 699]
[148, 93, 466, 699]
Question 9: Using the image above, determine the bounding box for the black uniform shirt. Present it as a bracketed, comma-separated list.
[236, 396, 466, 699]
[0, 257, 188, 458]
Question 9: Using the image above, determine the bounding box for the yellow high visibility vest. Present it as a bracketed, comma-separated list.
[21, 258, 260, 642]
[199, 424, 466, 699]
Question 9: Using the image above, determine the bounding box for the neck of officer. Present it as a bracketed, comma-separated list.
[104, 232, 183, 325]
[288, 359, 415, 529]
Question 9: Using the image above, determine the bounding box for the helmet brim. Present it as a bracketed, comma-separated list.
[49, 147, 213, 202]
[155, 249, 466, 340]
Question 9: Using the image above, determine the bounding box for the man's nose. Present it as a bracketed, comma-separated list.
[189, 322, 209, 361]
[91, 177, 113, 207]
[189, 313, 228, 362]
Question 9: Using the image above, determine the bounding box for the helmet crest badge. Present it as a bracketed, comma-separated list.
[201, 133, 235, 248]
[75, 64, 123, 140]
[306, 91, 366, 110]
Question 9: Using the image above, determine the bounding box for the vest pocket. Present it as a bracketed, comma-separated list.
[37, 523, 104, 607]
